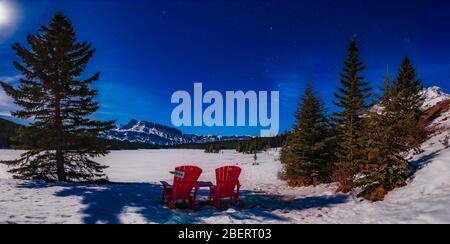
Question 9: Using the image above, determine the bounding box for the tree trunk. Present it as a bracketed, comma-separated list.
[55, 95, 67, 181]
[56, 148, 66, 181]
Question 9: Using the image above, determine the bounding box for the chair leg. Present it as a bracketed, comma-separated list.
[167, 200, 176, 209]
[162, 189, 167, 203]
[191, 187, 199, 210]
[189, 196, 196, 210]
[215, 196, 221, 209]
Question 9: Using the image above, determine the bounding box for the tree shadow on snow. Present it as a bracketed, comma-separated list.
[18, 181, 172, 224]
[240, 191, 349, 211]
[410, 149, 443, 170]
[17, 182, 349, 224]
[193, 190, 350, 223]
[407, 149, 444, 181]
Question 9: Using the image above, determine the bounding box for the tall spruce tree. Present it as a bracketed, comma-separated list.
[0, 13, 115, 182]
[357, 78, 416, 201]
[391, 57, 424, 118]
[280, 84, 333, 186]
[333, 40, 372, 178]
[391, 57, 425, 144]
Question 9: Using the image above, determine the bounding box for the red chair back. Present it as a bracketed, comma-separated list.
[215, 166, 241, 197]
[173, 165, 202, 199]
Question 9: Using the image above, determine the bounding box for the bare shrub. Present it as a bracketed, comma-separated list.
[357, 184, 387, 202]
[287, 177, 310, 187]
[277, 169, 288, 181]
[331, 168, 353, 193]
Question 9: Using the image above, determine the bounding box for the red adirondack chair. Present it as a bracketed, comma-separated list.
[210, 166, 242, 209]
[161, 165, 203, 209]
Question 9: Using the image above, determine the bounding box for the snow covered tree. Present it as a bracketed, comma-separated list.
[281, 84, 333, 186]
[333, 40, 372, 183]
[0, 13, 115, 182]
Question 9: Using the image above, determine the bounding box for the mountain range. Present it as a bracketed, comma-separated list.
[104, 119, 251, 145]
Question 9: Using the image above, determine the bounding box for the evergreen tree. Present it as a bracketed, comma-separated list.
[391, 57, 425, 144]
[204, 143, 211, 153]
[357, 78, 416, 201]
[281, 84, 333, 186]
[391, 57, 424, 119]
[0, 13, 115, 182]
[333, 40, 372, 180]
[204, 143, 220, 153]
[380, 71, 393, 107]
[236, 141, 242, 152]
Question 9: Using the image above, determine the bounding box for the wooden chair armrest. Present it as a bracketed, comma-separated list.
[160, 181, 172, 188]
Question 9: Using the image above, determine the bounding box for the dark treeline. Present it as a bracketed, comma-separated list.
[103, 139, 164, 150]
[173, 134, 286, 153]
[204, 143, 221, 153]
[0, 118, 22, 149]
[235, 135, 286, 154]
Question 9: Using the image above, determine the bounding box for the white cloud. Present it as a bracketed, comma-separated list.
[0, 92, 13, 116]
[0, 111, 12, 117]
[0, 79, 18, 117]
[0, 74, 22, 84]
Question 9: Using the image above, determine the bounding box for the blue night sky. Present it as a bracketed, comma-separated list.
[1, 0, 450, 136]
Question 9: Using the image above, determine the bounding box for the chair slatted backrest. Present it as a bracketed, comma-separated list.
[215, 166, 241, 197]
[173, 165, 202, 199]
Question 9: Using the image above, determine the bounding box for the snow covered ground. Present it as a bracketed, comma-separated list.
[2, 87, 448, 224]
[1, 128, 450, 224]
[1, 95, 450, 224]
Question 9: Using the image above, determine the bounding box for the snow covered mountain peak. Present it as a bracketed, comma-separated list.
[372, 86, 450, 113]
[115, 119, 183, 136]
[421, 86, 450, 110]
[105, 119, 250, 145]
